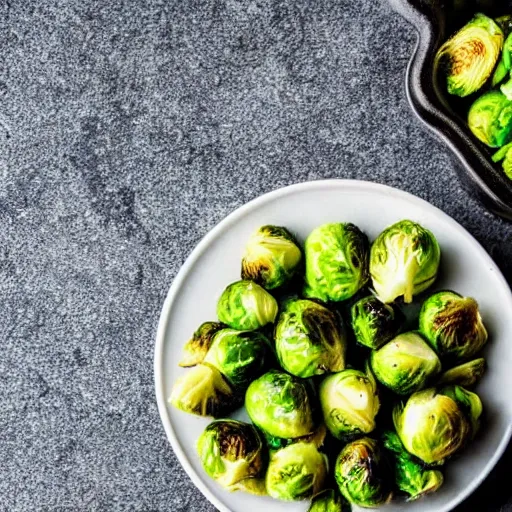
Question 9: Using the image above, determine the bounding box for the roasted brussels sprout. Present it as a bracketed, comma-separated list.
[492, 140, 512, 179]
[203, 329, 272, 390]
[382, 430, 444, 501]
[393, 387, 473, 465]
[169, 363, 235, 417]
[370, 332, 442, 395]
[179, 321, 225, 368]
[275, 299, 346, 378]
[320, 369, 380, 439]
[266, 442, 329, 501]
[303, 223, 369, 302]
[196, 419, 265, 491]
[370, 220, 440, 304]
[438, 358, 486, 387]
[245, 370, 315, 439]
[308, 489, 350, 512]
[334, 437, 392, 507]
[435, 13, 503, 97]
[440, 385, 483, 436]
[468, 90, 512, 148]
[217, 280, 278, 331]
[492, 32, 512, 86]
[419, 290, 488, 361]
[350, 295, 403, 349]
[241, 225, 302, 290]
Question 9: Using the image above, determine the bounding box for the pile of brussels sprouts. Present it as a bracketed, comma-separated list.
[169, 220, 489, 509]
[435, 12, 512, 179]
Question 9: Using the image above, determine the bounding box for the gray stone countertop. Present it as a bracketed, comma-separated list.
[1, 0, 511, 510]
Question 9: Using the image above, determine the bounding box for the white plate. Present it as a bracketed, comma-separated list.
[154, 180, 512, 512]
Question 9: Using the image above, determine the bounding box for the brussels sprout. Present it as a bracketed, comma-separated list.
[179, 321, 225, 368]
[492, 32, 512, 86]
[370, 220, 441, 304]
[169, 363, 236, 417]
[438, 358, 486, 387]
[393, 388, 472, 465]
[419, 290, 488, 361]
[203, 329, 272, 389]
[196, 419, 265, 491]
[245, 370, 315, 439]
[370, 332, 442, 395]
[241, 225, 302, 290]
[467, 90, 512, 148]
[382, 430, 444, 501]
[308, 489, 350, 512]
[266, 442, 329, 501]
[334, 437, 392, 507]
[303, 223, 370, 302]
[217, 280, 278, 331]
[350, 295, 403, 349]
[320, 369, 380, 439]
[492, 140, 512, 180]
[439, 385, 483, 436]
[274, 299, 346, 378]
[435, 13, 503, 97]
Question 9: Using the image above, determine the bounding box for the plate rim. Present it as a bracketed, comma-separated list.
[154, 178, 512, 512]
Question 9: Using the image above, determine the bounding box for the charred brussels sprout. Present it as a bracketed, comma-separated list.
[435, 13, 503, 97]
[241, 225, 302, 290]
[275, 299, 346, 378]
[382, 430, 443, 501]
[320, 369, 380, 439]
[179, 321, 225, 368]
[393, 387, 473, 465]
[370, 332, 442, 395]
[370, 220, 440, 304]
[438, 358, 486, 387]
[203, 329, 272, 390]
[419, 290, 488, 361]
[196, 419, 265, 491]
[266, 442, 329, 501]
[245, 370, 315, 439]
[350, 295, 403, 349]
[468, 90, 512, 148]
[308, 489, 350, 512]
[334, 437, 392, 507]
[217, 280, 278, 331]
[303, 223, 369, 302]
[169, 363, 235, 417]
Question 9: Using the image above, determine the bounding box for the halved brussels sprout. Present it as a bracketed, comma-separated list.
[217, 280, 278, 331]
[393, 387, 472, 465]
[370, 332, 442, 395]
[382, 430, 444, 501]
[440, 385, 483, 436]
[350, 295, 403, 349]
[419, 290, 488, 361]
[435, 13, 503, 97]
[241, 225, 302, 290]
[169, 363, 236, 417]
[320, 369, 380, 439]
[308, 489, 350, 512]
[266, 442, 328, 501]
[245, 370, 315, 439]
[468, 90, 512, 148]
[179, 321, 225, 367]
[438, 358, 486, 387]
[370, 220, 440, 304]
[275, 299, 346, 378]
[334, 437, 392, 507]
[303, 223, 370, 302]
[196, 419, 265, 491]
[203, 329, 272, 390]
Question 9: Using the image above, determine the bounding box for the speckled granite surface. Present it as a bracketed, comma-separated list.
[1, 0, 511, 510]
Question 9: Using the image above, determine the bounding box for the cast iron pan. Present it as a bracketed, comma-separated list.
[388, 0, 512, 221]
